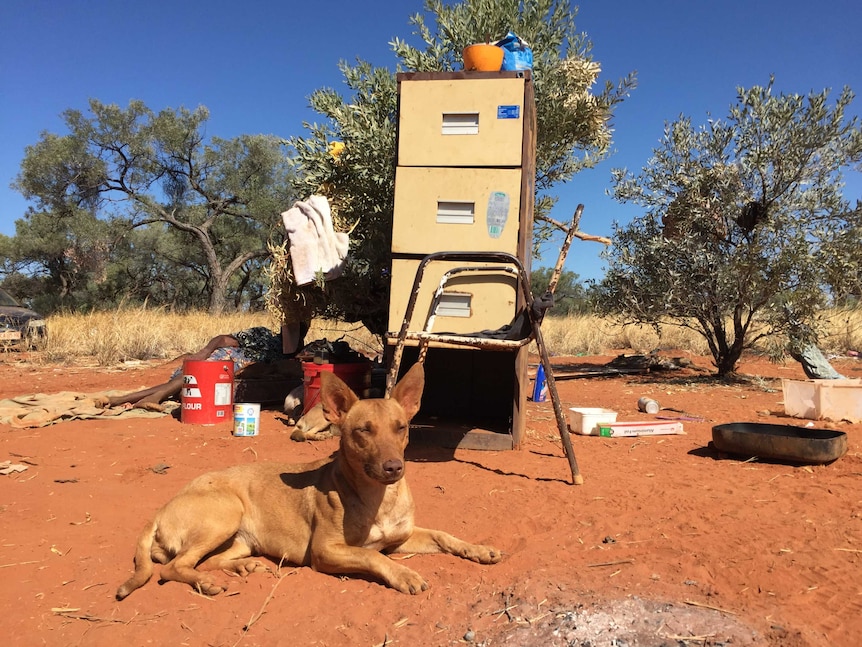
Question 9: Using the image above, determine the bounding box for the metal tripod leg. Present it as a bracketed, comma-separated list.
[533, 320, 584, 485]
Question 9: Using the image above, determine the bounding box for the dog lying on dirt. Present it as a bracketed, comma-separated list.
[290, 403, 339, 441]
[116, 363, 501, 599]
[284, 387, 338, 441]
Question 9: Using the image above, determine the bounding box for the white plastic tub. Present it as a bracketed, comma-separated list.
[782, 378, 861, 423]
[568, 407, 618, 435]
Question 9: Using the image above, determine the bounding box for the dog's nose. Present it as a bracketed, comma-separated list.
[382, 459, 404, 479]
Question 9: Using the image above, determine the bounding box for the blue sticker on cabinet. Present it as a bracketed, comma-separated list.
[497, 105, 520, 119]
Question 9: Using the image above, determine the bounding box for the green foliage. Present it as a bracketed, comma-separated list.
[0, 207, 114, 312]
[392, 0, 635, 232]
[597, 78, 862, 376]
[286, 0, 633, 332]
[11, 100, 295, 314]
[283, 61, 399, 333]
[7, 1, 631, 327]
[529, 266, 590, 315]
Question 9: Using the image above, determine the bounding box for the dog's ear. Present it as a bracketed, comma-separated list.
[319, 370, 359, 425]
[389, 362, 424, 421]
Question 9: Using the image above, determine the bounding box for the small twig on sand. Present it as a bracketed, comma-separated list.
[232, 563, 297, 647]
[246, 578, 284, 631]
[587, 559, 634, 568]
[53, 608, 166, 624]
[662, 633, 717, 644]
[0, 560, 42, 569]
[683, 599, 736, 615]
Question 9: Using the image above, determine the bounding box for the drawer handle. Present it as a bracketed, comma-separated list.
[436, 201, 475, 224]
[441, 112, 479, 135]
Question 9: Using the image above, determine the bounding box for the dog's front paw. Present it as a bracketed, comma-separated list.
[466, 544, 503, 564]
[389, 566, 428, 595]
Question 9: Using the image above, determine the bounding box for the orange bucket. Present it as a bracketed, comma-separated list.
[462, 44, 504, 71]
[181, 360, 234, 425]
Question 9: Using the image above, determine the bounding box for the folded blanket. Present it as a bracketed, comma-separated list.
[0, 391, 177, 429]
[281, 195, 349, 286]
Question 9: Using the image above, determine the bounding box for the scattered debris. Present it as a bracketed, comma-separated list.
[0, 461, 28, 475]
[553, 353, 706, 380]
[606, 353, 703, 372]
[489, 597, 760, 646]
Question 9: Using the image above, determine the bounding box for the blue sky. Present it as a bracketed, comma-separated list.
[1, 0, 860, 282]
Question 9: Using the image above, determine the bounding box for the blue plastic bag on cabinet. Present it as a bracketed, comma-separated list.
[495, 32, 533, 71]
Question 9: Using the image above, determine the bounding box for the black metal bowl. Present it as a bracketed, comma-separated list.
[712, 422, 847, 464]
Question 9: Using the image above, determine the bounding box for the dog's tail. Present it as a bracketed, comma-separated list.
[115, 519, 157, 601]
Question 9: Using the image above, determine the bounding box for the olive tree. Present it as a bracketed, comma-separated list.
[392, 0, 635, 229]
[596, 79, 862, 376]
[275, 0, 634, 333]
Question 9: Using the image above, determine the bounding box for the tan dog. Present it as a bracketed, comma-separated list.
[116, 363, 501, 599]
[290, 403, 339, 441]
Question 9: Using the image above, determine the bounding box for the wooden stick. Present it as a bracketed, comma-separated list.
[663, 633, 716, 643]
[52, 608, 162, 624]
[536, 208, 612, 279]
[587, 558, 634, 568]
[683, 599, 737, 615]
[548, 203, 584, 295]
[573, 231, 612, 245]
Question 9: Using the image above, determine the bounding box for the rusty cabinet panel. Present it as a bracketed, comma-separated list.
[388, 258, 518, 334]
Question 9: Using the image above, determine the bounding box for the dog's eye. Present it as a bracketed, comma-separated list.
[398, 424, 408, 435]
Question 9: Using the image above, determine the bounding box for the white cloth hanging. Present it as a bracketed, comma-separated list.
[281, 195, 349, 286]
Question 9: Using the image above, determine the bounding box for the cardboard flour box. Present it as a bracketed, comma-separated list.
[596, 421, 685, 437]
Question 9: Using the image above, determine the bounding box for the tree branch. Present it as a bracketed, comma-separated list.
[536, 212, 612, 245]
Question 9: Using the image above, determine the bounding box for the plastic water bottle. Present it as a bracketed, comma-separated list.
[532, 364, 548, 402]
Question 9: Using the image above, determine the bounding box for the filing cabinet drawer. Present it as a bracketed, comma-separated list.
[391, 166, 522, 254]
[397, 76, 527, 167]
[388, 258, 518, 334]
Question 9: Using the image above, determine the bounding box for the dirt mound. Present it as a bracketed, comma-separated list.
[486, 596, 776, 646]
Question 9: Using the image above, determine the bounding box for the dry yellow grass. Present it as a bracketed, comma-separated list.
[23, 306, 862, 367]
[537, 308, 862, 358]
[35, 307, 380, 366]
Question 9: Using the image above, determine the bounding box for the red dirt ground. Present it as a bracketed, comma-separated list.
[1, 351, 860, 646]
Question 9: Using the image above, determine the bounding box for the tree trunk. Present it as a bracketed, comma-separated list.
[209, 279, 228, 315]
[715, 337, 746, 377]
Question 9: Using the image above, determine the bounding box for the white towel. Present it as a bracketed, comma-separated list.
[281, 195, 349, 286]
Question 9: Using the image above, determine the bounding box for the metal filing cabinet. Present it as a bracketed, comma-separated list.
[396, 75, 528, 167]
[387, 71, 537, 450]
